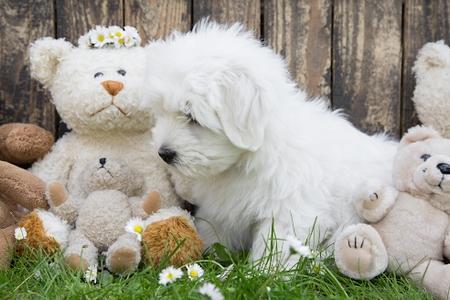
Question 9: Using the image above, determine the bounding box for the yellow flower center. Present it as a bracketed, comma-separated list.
[97, 34, 105, 42]
[190, 270, 198, 278]
[115, 31, 123, 37]
[118, 38, 125, 45]
[133, 225, 143, 233]
[167, 273, 173, 279]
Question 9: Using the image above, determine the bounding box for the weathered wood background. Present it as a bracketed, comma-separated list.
[1, 0, 449, 138]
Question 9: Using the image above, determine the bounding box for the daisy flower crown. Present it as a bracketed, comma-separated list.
[78, 25, 142, 49]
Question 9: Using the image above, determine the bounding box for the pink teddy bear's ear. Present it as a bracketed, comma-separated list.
[400, 125, 441, 146]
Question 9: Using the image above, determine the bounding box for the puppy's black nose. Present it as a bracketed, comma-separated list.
[158, 148, 177, 164]
[437, 163, 450, 175]
[99, 157, 107, 166]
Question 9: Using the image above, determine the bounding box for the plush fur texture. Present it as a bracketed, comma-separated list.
[335, 126, 450, 300]
[3, 33, 202, 271]
[0, 226, 15, 270]
[23, 158, 155, 274]
[143, 22, 398, 266]
[0, 123, 54, 165]
[413, 41, 450, 138]
[17, 210, 68, 255]
[142, 211, 203, 267]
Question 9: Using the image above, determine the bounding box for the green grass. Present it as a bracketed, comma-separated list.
[0, 244, 431, 300]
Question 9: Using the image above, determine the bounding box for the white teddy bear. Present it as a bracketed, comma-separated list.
[1, 26, 203, 270]
[413, 40, 450, 138]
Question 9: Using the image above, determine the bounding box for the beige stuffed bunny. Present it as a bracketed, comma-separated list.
[335, 126, 450, 299]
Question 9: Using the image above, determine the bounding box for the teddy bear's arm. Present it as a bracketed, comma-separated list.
[354, 185, 398, 223]
[129, 192, 162, 218]
[30, 133, 76, 184]
[46, 182, 79, 224]
[444, 220, 450, 260]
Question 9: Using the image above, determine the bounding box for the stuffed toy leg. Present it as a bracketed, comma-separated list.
[142, 207, 203, 267]
[0, 123, 54, 269]
[335, 223, 388, 280]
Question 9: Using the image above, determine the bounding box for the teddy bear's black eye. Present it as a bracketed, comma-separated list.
[94, 72, 104, 78]
[117, 69, 126, 76]
[421, 154, 431, 161]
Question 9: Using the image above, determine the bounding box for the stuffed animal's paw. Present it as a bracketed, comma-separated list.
[335, 224, 388, 280]
[362, 191, 383, 210]
[46, 182, 68, 207]
[0, 123, 54, 165]
[16, 209, 69, 255]
[142, 191, 162, 215]
[142, 209, 203, 267]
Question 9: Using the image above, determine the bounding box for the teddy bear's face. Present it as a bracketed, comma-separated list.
[77, 157, 144, 196]
[413, 41, 450, 138]
[30, 39, 152, 134]
[394, 127, 450, 198]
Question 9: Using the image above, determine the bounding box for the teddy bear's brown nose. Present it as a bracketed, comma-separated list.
[101, 80, 124, 96]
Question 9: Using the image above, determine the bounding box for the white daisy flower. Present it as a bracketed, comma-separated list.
[158, 266, 183, 285]
[14, 227, 27, 240]
[89, 26, 110, 48]
[107, 26, 126, 48]
[77, 34, 91, 48]
[198, 282, 224, 300]
[186, 263, 204, 280]
[286, 235, 312, 258]
[124, 26, 141, 46]
[125, 218, 145, 241]
[84, 265, 98, 283]
[123, 35, 135, 48]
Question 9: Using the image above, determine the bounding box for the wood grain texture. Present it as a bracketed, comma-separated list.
[332, 0, 402, 136]
[56, 0, 123, 44]
[193, 0, 260, 37]
[0, 0, 55, 133]
[264, 0, 331, 98]
[402, 0, 450, 133]
[125, 0, 191, 43]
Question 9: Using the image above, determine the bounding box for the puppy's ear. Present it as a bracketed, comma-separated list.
[400, 125, 441, 146]
[212, 71, 267, 151]
[29, 37, 73, 87]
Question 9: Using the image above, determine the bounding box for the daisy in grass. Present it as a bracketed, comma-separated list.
[84, 265, 98, 283]
[286, 235, 312, 258]
[88, 26, 110, 48]
[186, 263, 204, 280]
[198, 282, 224, 300]
[159, 266, 183, 285]
[125, 218, 144, 241]
[14, 227, 27, 240]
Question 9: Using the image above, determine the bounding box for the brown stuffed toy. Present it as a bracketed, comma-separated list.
[0, 123, 54, 269]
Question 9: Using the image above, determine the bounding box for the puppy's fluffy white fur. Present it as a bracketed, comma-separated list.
[144, 22, 398, 265]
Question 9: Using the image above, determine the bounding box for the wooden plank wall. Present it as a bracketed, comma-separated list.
[1, 0, 449, 138]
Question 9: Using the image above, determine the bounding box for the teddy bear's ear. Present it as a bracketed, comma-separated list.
[400, 125, 441, 146]
[413, 40, 450, 74]
[29, 37, 73, 87]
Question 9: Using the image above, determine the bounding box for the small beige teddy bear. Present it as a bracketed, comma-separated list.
[334, 126, 450, 299]
[19, 157, 160, 274]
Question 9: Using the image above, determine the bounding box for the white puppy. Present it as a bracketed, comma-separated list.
[144, 22, 398, 266]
